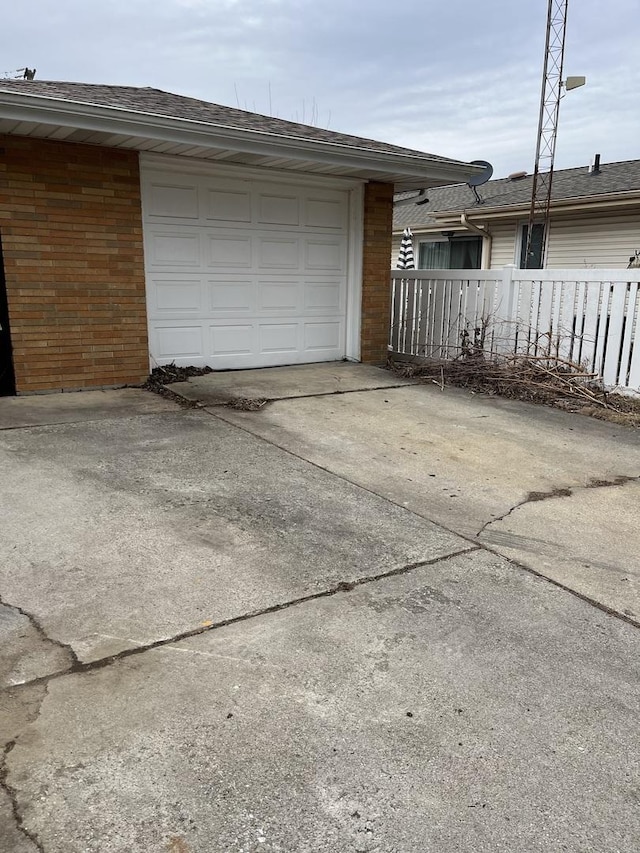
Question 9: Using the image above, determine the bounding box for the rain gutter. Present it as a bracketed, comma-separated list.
[0, 90, 484, 185]
[460, 212, 492, 269]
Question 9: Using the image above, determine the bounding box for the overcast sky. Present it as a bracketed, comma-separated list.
[1, 0, 637, 178]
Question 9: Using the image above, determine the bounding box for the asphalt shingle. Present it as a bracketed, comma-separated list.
[394, 159, 640, 229]
[0, 79, 467, 165]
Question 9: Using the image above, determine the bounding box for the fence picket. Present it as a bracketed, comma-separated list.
[627, 285, 640, 391]
[617, 283, 637, 389]
[603, 282, 627, 386]
[557, 278, 578, 361]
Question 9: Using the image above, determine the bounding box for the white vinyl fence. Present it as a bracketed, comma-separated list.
[390, 267, 640, 394]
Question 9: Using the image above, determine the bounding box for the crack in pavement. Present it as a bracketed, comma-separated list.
[0, 593, 79, 673]
[1, 545, 479, 694]
[477, 474, 640, 537]
[494, 551, 640, 631]
[0, 544, 475, 846]
[207, 405, 640, 631]
[1, 737, 46, 852]
[173, 381, 417, 410]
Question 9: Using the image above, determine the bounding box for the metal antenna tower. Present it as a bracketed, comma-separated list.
[524, 0, 569, 268]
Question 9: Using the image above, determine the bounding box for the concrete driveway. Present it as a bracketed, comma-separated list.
[1, 365, 639, 853]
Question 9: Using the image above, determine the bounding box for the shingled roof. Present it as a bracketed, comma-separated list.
[0, 79, 465, 165]
[394, 159, 640, 230]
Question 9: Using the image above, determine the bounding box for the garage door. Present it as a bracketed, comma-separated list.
[141, 163, 351, 370]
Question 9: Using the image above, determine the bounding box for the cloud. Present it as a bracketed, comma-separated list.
[1, 0, 637, 177]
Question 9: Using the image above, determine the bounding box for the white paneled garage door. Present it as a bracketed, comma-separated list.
[141, 160, 355, 369]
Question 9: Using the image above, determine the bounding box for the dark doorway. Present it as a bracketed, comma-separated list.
[0, 233, 16, 396]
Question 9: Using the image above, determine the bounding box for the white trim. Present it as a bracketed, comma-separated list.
[139, 151, 363, 190]
[415, 233, 483, 270]
[0, 90, 482, 185]
[480, 236, 491, 269]
[514, 219, 548, 268]
[346, 184, 364, 361]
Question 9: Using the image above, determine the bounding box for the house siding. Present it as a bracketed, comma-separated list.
[489, 222, 517, 268]
[488, 211, 640, 269]
[0, 135, 149, 393]
[361, 182, 394, 363]
[396, 206, 640, 271]
[546, 212, 640, 268]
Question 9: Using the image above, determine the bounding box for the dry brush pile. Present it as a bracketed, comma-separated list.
[390, 329, 640, 429]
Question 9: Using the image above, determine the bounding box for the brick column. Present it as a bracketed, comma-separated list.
[0, 135, 149, 393]
[360, 181, 394, 363]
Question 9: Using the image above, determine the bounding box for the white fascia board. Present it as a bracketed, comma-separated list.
[429, 191, 640, 222]
[0, 91, 482, 185]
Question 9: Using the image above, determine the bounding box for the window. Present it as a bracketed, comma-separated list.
[418, 236, 482, 270]
[519, 223, 545, 269]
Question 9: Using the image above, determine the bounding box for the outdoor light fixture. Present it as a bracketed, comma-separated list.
[564, 75, 586, 91]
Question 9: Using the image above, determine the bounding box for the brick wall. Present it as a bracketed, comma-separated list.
[0, 135, 149, 393]
[360, 181, 394, 363]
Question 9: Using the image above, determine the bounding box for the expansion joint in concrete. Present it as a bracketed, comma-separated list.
[7, 546, 480, 692]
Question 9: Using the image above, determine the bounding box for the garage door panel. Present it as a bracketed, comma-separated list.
[152, 279, 203, 313]
[258, 193, 300, 226]
[259, 323, 300, 354]
[209, 279, 254, 313]
[143, 166, 351, 369]
[304, 321, 343, 352]
[210, 324, 255, 356]
[154, 325, 204, 360]
[258, 238, 300, 270]
[146, 183, 200, 220]
[149, 231, 201, 268]
[304, 279, 343, 312]
[305, 238, 345, 271]
[305, 197, 347, 229]
[205, 188, 252, 223]
[259, 280, 300, 312]
[207, 235, 253, 268]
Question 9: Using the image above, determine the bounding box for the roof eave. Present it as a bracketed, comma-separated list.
[0, 91, 483, 188]
[393, 189, 640, 230]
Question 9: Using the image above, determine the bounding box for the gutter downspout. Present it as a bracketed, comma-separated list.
[461, 213, 492, 269]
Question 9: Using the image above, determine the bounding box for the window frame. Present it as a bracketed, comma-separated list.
[517, 221, 546, 269]
[417, 235, 483, 270]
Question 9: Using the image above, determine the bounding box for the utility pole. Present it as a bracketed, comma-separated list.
[524, 0, 569, 269]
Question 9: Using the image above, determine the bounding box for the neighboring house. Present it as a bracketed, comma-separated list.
[0, 80, 480, 396]
[392, 158, 640, 271]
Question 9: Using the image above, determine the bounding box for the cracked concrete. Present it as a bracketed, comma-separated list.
[0, 685, 48, 852]
[1, 739, 45, 852]
[2, 370, 640, 851]
[478, 479, 640, 622]
[3, 546, 478, 697]
[215, 380, 640, 619]
[0, 388, 179, 431]
[0, 411, 464, 665]
[3, 549, 640, 852]
[170, 362, 416, 406]
[477, 475, 640, 537]
[0, 597, 76, 688]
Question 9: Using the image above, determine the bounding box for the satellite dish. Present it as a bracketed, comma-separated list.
[467, 160, 494, 187]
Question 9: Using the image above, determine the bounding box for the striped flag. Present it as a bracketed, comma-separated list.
[397, 227, 415, 269]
